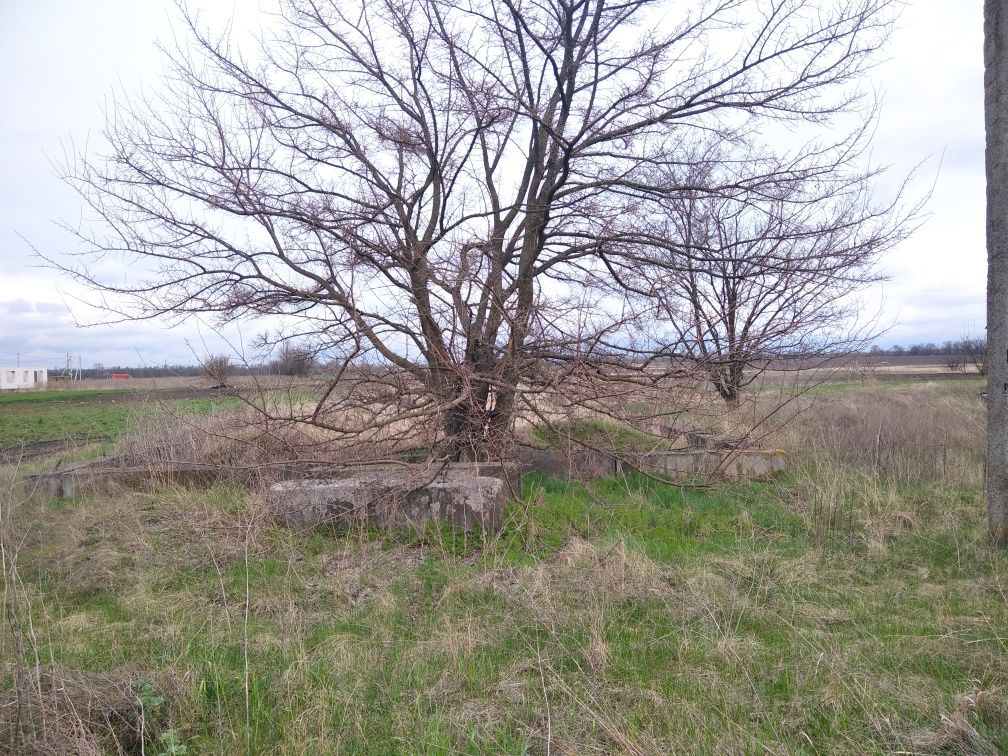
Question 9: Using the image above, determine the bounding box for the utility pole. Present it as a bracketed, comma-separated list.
[986, 0, 1008, 545]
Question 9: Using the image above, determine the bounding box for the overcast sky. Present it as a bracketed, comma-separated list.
[0, 1, 987, 368]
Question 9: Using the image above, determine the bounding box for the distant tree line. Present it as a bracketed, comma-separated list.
[71, 336, 990, 381]
[867, 338, 986, 357]
[866, 338, 988, 375]
[68, 345, 321, 380]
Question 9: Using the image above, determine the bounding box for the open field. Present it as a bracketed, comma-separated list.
[0, 390, 134, 447]
[36, 377, 243, 392]
[0, 387, 242, 448]
[15, 375, 302, 394]
[755, 359, 985, 394]
[1, 377, 1005, 754]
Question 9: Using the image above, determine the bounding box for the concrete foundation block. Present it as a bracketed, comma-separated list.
[266, 474, 505, 532]
[629, 448, 786, 480]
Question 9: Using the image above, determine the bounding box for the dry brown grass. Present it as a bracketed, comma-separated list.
[902, 683, 1007, 755]
[0, 666, 180, 756]
[745, 381, 986, 545]
[782, 383, 984, 476]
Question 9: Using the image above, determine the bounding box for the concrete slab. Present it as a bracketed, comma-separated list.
[266, 473, 505, 532]
[626, 448, 786, 480]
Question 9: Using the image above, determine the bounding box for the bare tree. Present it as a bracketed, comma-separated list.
[987, 0, 1008, 545]
[958, 336, 988, 377]
[944, 355, 964, 374]
[52, 0, 905, 461]
[640, 150, 912, 405]
[273, 345, 317, 378]
[202, 354, 233, 385]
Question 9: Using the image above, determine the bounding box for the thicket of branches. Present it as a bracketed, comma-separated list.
[201, 354, 233, 385]
[52, 0, 914, 461]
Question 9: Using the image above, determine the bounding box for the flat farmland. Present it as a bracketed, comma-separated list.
[0, 386, 238, 448]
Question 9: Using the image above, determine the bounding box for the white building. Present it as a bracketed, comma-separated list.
[0, 366, 48, 391]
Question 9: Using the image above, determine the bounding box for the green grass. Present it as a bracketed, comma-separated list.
[0, 394, 240, 446]
[0, 388, 130, 405]
[797, 376, 985, 397]
[0, 400, 137, 445]
[534, 417, 672, 452]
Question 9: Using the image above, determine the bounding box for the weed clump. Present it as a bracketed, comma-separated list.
[0, 668, 181, 756]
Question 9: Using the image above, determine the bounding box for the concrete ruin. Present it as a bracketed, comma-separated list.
[22, 441, 786, 504]
[23, 462, 228, 500]
[21, 461, 509, 533]
[19, 428, 785, 534]
[625, 448, 786, 480]
[266, 473, 505, 532]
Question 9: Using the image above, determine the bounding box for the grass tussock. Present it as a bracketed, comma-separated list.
[1, 378, 1007, 753]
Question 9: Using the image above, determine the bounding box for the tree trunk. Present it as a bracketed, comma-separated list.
[986, 0, 1008, 545]
[712, 360, 743, 408]
[442, 403, 487, 462]
[713, 376, 740, 409]
[440, 375, 515, 462]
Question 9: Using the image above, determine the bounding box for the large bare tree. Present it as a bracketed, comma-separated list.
[54, 0, 903, 461]
[642, 149, 914, 406]
[986, 0, 1008, 545]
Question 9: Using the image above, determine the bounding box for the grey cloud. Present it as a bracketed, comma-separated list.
[0, 299, 253, 367]
[34, 301, 69, 314]
[2, 298, 34, 314]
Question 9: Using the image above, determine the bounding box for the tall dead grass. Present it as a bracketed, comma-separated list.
[783, 384, 984, 482]
[765, 382, 986, 545]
